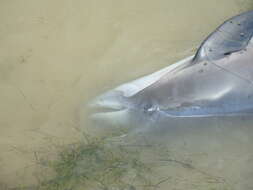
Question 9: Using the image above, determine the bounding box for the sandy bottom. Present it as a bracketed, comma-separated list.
[0, 0, 252, 189]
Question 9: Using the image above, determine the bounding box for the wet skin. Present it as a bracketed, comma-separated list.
[89, 10, 253, 135]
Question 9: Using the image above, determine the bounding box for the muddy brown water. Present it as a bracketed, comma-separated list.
[0, 0, 253, 189]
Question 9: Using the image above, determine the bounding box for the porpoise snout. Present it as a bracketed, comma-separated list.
[88, 89, 133, 127]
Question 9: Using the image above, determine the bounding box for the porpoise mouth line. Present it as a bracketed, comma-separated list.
[88, 101, 126, 115]
[90, 106, 125, 114]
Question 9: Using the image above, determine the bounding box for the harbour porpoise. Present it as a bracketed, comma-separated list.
[89, 10, 253, 137]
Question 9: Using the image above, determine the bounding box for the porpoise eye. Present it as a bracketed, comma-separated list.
[143, 103, 152, 110]
[143, 103, 157, 115]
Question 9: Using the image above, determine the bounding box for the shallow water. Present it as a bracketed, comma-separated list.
[0, 0, 253, 189]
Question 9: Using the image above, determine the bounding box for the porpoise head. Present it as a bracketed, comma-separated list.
[89, 54, 195, 129]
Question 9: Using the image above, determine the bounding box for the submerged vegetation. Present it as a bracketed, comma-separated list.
[37, 137, 152, 190]
[9, 133, 234, 190]
[13, 133, 155, 190]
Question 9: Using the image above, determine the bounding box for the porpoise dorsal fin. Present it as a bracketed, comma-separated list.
[194, 10, 253, 62]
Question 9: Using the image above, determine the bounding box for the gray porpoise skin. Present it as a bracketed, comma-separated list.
[89, 10, 253, 134]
